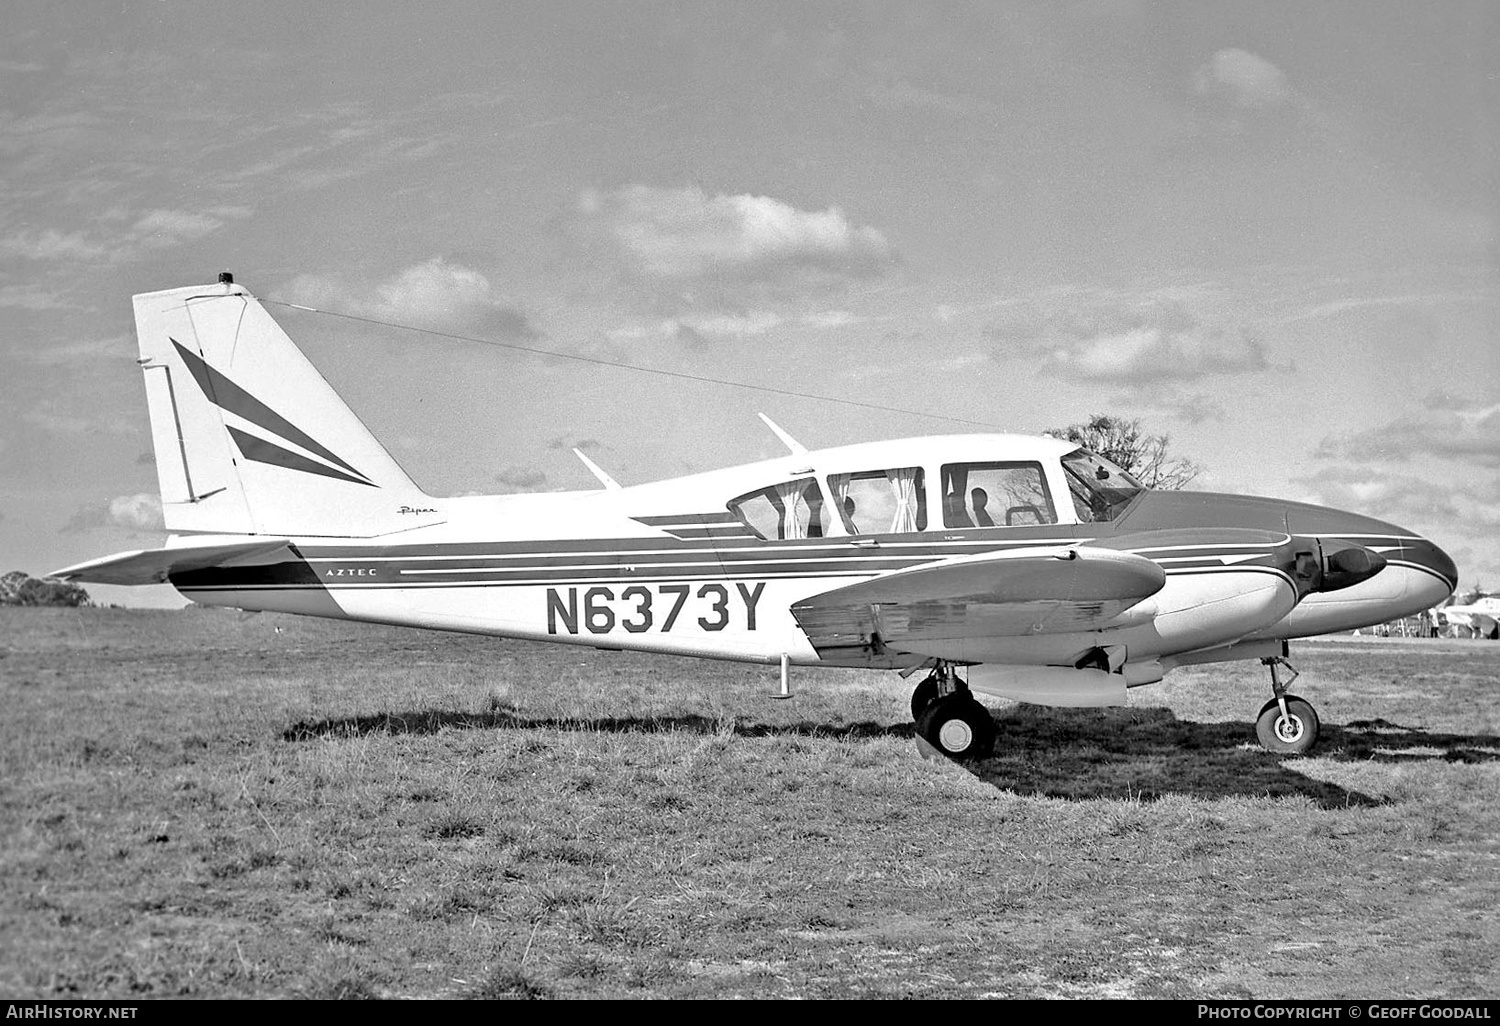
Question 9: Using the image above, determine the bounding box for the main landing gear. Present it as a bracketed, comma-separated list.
[1255, 656, 1320, 756]
[910, 663, 994, 761]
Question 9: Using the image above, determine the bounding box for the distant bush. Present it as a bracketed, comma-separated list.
[0, 570, 91, 607]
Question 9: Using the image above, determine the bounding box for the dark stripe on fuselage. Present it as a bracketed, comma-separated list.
[288, 532, 1098, 561]
[632, 512, 742, 526]
[1386, 558, 1453, 589]
[177, 532, 1104, 590]
[655, 527, 759, 540]
[172, 520, 1429, 596]
[174, 555, 1297, 593]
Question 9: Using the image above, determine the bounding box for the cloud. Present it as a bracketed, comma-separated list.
[801, 310, 860, 329]
[0, 229, 106, 261]
[0, 206, 250, 263]
[1053, 326, 1269, 382]
[1304, 396, 1500, 587]
[132, 208, 225, 245]
[1296, 465, 1500, 543]
[0, 283, 69, 309]
[21, 402, 96, 435]
[610, 310, 785, 347]
[991, 302, 1272, 384]
[109, 493, 164, 531]
[608, 307, 865, 350]
[675, 312, 783, 338]
[1125, 390, 1228, 425]
[282, 258, 538, 337]
[1192, 49, 1294, 108]
[1316, 395, 1500, 469]
[27, 334, 132, 366]
[1290, 293, 1454, 323]
[575, 185, 896, 284]
[60, 493, 163, 535]
[492, 465, 549, 493]
[1294, 466, 1462, 528]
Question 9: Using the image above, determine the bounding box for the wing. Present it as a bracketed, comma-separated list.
[791, 545, 1166, 661]
[50, 538, 295, 586]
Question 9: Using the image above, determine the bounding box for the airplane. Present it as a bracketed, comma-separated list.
[1437, 597, 1500, 639]
[52, 274, 1459, 761]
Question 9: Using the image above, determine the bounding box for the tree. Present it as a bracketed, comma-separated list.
[0, 571, 91, 607]
[1047, 414, 1201, 490]
[0, 570, 27, 604]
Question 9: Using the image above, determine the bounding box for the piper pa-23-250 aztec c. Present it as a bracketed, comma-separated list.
[55, 274, 1459, 761]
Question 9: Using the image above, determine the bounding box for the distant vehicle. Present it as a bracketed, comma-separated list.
[1439, 597, 1500, 639]
[54, 276, 1458, 760]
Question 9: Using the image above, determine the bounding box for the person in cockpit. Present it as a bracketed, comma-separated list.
[970, 487, 994, 527]
[944, 491, 971, 528]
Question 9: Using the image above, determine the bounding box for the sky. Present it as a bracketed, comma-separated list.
[3, 1, 1496, 607]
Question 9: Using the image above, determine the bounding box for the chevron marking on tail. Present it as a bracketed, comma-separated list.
[169, 338, 375, 487]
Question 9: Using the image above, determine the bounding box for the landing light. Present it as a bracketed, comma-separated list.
[1317, 539, 1388, 592]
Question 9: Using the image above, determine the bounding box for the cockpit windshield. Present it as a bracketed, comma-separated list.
[1061, 448, 1145, 523]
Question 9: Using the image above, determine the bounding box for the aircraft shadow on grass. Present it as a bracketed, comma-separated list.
[283, 704, 1499, 809]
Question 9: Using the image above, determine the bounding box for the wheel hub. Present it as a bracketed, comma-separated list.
[938, 718, 973, 752]
[1275, 714, 1304, 744]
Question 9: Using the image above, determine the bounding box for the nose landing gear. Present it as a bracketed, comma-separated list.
[910, 663, 995, 761]
[1255, 656, 1320, 755]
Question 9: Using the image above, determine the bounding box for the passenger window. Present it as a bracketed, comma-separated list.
[826, 467, 927, 535]
[727, 479, 829, 540]
[940, 462, 1057, 528]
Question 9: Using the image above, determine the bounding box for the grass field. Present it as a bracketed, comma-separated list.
[2, 608, 1497, 999]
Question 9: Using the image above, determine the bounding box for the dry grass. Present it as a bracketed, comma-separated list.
[1, 609, 1497, 999]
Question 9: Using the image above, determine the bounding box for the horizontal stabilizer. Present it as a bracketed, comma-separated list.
[50, 538, 295, 586]
[792, 545, 1166, 659]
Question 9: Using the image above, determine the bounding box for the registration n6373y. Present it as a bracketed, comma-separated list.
[546, 582, 765, 635]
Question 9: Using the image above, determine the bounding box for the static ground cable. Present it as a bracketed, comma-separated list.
[265, 299, 1009, 432]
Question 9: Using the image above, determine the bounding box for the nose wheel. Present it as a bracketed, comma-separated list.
[1256, 656, 1320, 756]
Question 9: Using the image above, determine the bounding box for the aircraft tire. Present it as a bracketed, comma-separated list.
[909, 674, 940, 720]
[916, 694, 995, 761]
[1255, 696, 1319, 756]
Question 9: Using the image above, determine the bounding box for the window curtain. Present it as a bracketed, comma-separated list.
[827, 474, 854, 532]
[885, 469, 919, 533]
[772, 481, 808, 539]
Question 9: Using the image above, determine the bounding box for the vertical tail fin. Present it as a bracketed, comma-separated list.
[134, 278, 442, 537]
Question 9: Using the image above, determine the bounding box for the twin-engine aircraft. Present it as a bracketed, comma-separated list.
[54, 276, 1459, 760]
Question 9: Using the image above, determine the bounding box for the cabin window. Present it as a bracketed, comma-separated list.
[1061, 448, 1144, 523]
[939, 462, 1057, 528]
[826, 467, 927, 535]
[727, 478, 829, 540]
